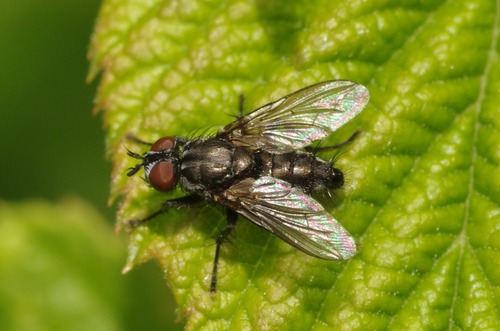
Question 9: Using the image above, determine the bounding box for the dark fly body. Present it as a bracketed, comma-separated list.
[126, 80, 370, 292]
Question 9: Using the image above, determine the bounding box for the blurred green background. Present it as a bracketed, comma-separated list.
[0, 1, 181, 330]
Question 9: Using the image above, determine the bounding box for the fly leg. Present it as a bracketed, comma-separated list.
[305, 131, 360, 153]
[127, 195, 203, 228]
[125, 133, 152, 146]
[211, 208, 237, 292]
[238, 94, 245, 116]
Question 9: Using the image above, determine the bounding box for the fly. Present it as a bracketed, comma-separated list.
[126, 80, 370, 292]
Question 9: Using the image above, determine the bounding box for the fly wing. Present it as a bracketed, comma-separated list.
[217, 177, 357, 260]
[218, 80, 369, 151]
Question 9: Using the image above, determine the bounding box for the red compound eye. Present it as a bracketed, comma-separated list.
[148, 161, 175, 192]
[150, 136, 175, 152]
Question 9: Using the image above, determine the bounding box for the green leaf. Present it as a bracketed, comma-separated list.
[89, 0, 500, 329]
[0, 199, 125, 331]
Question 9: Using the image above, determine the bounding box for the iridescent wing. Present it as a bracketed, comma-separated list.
[218, 80, 369, 151]
[216, 176, 357, 260]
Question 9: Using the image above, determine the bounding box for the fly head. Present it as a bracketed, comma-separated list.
[127, 136, 180, 192]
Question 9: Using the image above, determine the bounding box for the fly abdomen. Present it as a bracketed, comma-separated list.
[258, 150, 343, 192]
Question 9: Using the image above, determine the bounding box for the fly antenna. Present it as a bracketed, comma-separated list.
[123, 144, 144, 159]
[123, 145, 145, 176]
[127, 164, 143, 177]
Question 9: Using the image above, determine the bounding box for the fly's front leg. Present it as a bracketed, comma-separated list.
[127, 194, 203, 228]
[210, 208, 238, 292]
[126, 133, 153, 146]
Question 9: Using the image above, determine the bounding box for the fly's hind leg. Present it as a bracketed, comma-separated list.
[210, 208, 238, 292]
[127, 195, 204, 228]
[305, 131, 360, 153]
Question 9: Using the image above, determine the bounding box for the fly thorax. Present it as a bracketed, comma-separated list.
[232, 147, 254, 178]
[179, 138, 253, 192]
